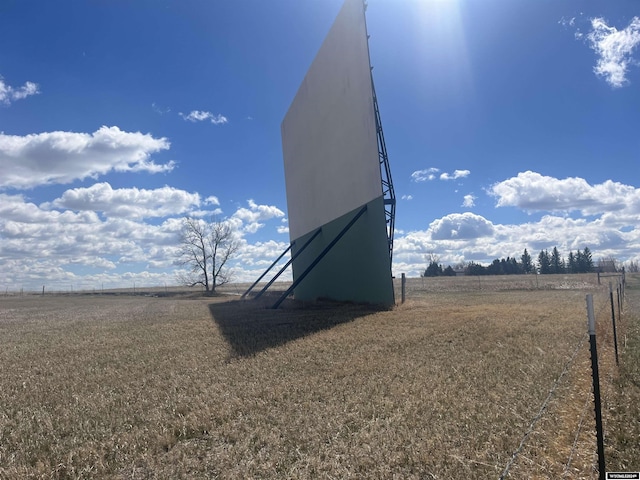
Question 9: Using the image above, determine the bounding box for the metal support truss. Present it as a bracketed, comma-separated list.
[253, 228, 322, 300]
[241, 243, 293, 299]
[371, 78, 396, 263]
[364, 0, 396, 264]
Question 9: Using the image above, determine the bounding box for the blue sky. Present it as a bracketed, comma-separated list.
[1, 0, 639, 290]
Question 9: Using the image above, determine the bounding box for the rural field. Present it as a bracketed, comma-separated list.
[1, 273, 638, 479]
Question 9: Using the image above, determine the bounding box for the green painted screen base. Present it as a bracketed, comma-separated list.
[290, 195, 394, 306]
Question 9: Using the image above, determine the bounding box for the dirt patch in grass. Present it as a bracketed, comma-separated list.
[1, 274, 634, 478]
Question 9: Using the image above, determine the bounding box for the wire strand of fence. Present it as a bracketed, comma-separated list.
[596, 327, 619, 478]
[560, 291, 609, 479]
[586, 290, 622, 478]
[499, 330, 589, 480]
[562, 390, 593, 477]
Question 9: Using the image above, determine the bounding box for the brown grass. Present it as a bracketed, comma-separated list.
[0, 274, 636, 478]
[602, 273, 640, 472]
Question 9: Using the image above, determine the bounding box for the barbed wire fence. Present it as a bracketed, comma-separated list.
[496, 273, 628, 479]
[498, 330, 589, 479]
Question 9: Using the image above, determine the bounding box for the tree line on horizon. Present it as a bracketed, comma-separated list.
[423, 247, 604, 277]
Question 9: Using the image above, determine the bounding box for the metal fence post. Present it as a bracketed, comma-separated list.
[586, 294, 606, 479]
[609, 282, 620, 366]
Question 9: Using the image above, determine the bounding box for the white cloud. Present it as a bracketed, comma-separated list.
[0, 191, 296, 290]
[388, 171, 640, 276]
[209, 114, 228, 125]
[0, 126, 173, 189]
[391, 212, 640, 278]
[179, 110, 228, 124]
[1, 197, 108, 247]
[1, 184, 639, 289]
[232, 239, 293, 282]
[44, 182, 203, 219]
[411, 168, 439, 182]
[230, 199, 285, 233]
[489, 171, 640, 216]
[401, 194, 413, 201]
[242, 222, 263, 234]
[277, 217, 289, 234]
[462, 194, 476, 208]
[151, 102, 171, 115]
[429, 212, 495, 240]
[0, 195, 142, 270]
[586, 16, 640, 88]
[440, 169, 470, 181]
[235, 240, 291, 268]
[411, 168, 470, 182]
[0, 75, 40, 105]
[559, 16, 577, 28]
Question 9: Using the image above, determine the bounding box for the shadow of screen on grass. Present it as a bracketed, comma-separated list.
[208, 293, 387, 358]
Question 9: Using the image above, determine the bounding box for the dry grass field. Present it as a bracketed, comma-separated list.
[0, 273, 637, 479]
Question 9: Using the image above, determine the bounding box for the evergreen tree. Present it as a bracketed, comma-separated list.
[575, 250, 584, 272]
[538, 249, 551, 274]
[450, 246, 596, 276]
[567, 247, 594, 273]
[487, 259, 502, 275]
[508, 257, 521, 274]
[443, 265, 456, 276]
[465, 262, 486, 276]
[550, 247, 563, 274]
[582, 247, 594, 272]
[424, 260, 443, 277]
[521, 248, 533, 273]
[567, 251, 577, 273]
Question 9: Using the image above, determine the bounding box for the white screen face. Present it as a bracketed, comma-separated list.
[281, 0, 382, 240]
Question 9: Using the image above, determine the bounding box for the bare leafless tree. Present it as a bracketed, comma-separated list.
[176, 217, 240, 293]
[597, 256, 619, 273]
